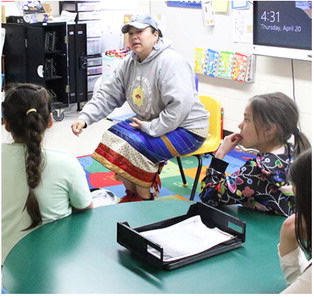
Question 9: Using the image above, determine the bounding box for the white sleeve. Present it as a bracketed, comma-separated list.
[280, 265, 312, 294]
[278, 244, 309, 284]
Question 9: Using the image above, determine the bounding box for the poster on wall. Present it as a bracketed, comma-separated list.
[232, 9, 252, 43]
[202, 1, 215, 26]
[231, 1, 249, 10]
[212, 0, 229, 12]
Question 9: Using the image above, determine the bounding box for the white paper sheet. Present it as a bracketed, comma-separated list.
[140, 215, 234, 262]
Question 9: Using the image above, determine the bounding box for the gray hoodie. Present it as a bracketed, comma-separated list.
[78, 38, 209, 137]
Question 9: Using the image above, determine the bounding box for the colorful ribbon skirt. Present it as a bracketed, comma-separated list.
[92, 119, 206, 192]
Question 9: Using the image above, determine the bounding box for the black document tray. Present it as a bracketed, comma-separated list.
[117, 202, 246, 270]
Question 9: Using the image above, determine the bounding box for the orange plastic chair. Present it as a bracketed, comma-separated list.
[176, 95, 222, 200]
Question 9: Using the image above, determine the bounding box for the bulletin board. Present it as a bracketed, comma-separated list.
[156, 1, 253, 59]
[152, 1, 254, 82]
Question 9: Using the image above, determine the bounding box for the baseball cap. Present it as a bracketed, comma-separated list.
[121, 14, 163, 37]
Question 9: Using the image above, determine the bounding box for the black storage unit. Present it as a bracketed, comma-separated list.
[59, 1, 102, 105]
[3, 22, 69, 120]
[67, 23, 87, 110]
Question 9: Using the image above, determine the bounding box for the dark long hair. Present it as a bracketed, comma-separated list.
[2, 83, 52, 230]
[289, 148, 312, 258]
[249, 92, 311, 157]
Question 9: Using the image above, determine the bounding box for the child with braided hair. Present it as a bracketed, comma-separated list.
[1, 83, 93, 264]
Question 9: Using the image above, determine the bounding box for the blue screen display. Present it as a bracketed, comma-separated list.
[253, 1, 312, 50]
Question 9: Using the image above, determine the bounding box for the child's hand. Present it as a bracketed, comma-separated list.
[129, 117, 143, 129]
[215, 133, 242, 159]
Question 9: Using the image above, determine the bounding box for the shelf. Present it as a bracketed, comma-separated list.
[60, 1, 102, 106]
[3, 22, 69, 109]
[45, 76, 63, 81]
[44, 51, 66, 56]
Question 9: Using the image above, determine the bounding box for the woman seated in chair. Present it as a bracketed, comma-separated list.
[71, 14, 209, 203]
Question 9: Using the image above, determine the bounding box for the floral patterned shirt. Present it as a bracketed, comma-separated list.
[199, 144, 295, 216]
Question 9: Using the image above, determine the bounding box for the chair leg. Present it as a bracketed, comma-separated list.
[189, 155, 203, 201]
[176, 157, 188, 186]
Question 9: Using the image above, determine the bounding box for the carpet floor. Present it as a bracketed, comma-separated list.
[77, 148, 255, 202]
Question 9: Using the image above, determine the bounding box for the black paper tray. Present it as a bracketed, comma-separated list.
[117, 202, 246, 270]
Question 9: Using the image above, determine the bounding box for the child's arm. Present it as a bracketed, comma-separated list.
[200, 150, 294, 215]
[278, 215, 310, 287]
[67, 157, 94, 211]
[199, 157, 259, 207]
[72, 201, 93, 212]
[279, 215, 298, 257]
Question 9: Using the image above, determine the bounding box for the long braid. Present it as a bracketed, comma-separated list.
[2, 83, 52, 230]
[23, 111, 47, 229]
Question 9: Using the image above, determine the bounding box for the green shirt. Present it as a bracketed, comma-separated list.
[2, 143, 92, 263]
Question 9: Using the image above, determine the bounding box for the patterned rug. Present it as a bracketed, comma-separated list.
[77, 148, 255, 202]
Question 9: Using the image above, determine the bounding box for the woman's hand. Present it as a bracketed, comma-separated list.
[129, 117, 143, 129]
[71, 120, 86, 136]
[279, 214, 298, 257]
[215, 133, 242, 159]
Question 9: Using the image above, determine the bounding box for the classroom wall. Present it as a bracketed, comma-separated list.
[2, 1, 312, 141]
[149, 1, 312, 141]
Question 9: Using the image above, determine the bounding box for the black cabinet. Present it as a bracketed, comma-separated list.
[67, 23, 87, 110]
[3, 22, 69, 118]
[59, 1, 102, 102]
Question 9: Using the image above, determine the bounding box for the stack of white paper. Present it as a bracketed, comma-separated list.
[140, 215, 234, 262]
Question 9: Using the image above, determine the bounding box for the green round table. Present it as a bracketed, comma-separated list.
[2, 200, 286, 294]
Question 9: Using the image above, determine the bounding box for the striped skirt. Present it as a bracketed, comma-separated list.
[92, 119, 206, 194]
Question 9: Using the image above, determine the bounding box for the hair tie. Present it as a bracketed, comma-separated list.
[26, 108, 37, 115]
[29, 188, 34, 192]
[292, 128, 300, 136]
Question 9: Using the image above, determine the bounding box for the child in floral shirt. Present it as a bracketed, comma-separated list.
[200, 92, 311, 216]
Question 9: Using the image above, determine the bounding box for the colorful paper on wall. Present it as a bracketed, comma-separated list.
[232, 52, 248, 82]
[245, 55, 254, 82]
[166, 1, 202, 8]
[217, 51, 234, 79]
[194, 48, 205, 74]
[204, 49, 220, 77]
[193, 47, 254, 82]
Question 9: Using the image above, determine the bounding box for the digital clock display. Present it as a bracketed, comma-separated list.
[260, 11, 280, 23]
[253, 1, 312, 51]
